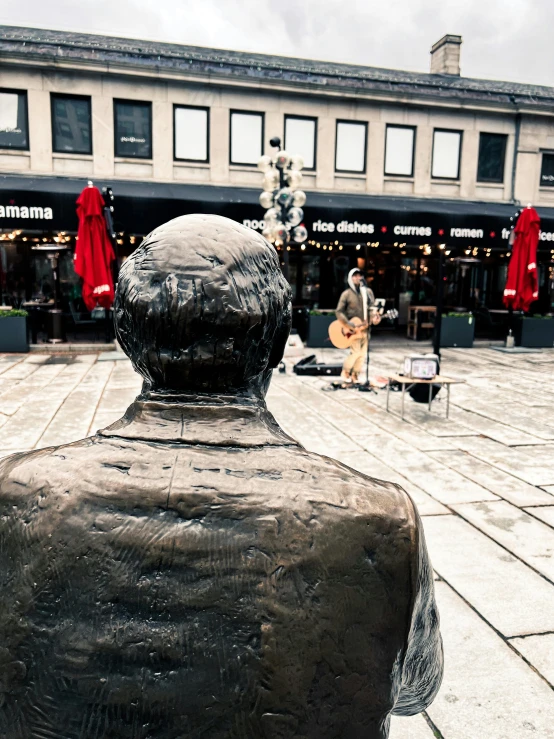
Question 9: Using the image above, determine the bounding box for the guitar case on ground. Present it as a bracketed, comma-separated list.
[293, 355, 343, 376]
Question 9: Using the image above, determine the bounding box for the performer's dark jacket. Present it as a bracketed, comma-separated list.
[336, 285, 375, 324]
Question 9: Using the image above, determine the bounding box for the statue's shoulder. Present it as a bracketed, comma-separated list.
[289, 448, 418, 532]
[0, 435, 110, 506]
[304, 447, 415, 505]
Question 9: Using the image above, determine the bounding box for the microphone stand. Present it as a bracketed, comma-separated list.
[356, 279, 377, 394]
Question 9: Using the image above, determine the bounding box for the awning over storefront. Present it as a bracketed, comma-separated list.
[2, 173, 554, 248]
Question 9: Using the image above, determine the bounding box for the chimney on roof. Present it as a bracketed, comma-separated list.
[430, 34, 462, 76]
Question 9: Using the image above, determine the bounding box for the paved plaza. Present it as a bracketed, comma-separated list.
[0, 343, 553, 737]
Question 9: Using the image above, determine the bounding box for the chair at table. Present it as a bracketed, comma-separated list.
[68, 300, 99, 341]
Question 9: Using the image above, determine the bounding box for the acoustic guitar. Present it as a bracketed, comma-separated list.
[328, 308, 398, 349]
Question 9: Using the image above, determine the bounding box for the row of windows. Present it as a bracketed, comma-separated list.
[2, 87, 554, 186]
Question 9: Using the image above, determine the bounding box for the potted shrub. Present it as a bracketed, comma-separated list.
[513, 315, 554, 348]
[307, 309, 336, 348]
[0, 309, 29, 352]
[440, 312, 475, 348]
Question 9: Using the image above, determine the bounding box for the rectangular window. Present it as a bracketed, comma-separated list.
[0, 89, 29, 150]
[385, 125, 416, 177]
[51, 94, 92, 155]
[284, 115, 317, 170]
[174, 105, 209, 162]
[477, 132, 507, 183]
[335, 121, 367, 173]
[230, 111, 264, 165]
[114, 100, 152, 159]
[540, 153, 554, 187]
[432, 129, 462, 179]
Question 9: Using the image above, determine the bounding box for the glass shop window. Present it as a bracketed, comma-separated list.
[174, 106, 209, 162]
[477, 133, 507, 183]
[335, 121, 367, 173]
[384, 125, 416, 177]
[51, 94, 92, 155]
[432, 129, 462, 179]
[230, 111, 264, 165]
[285, 115, 317, 170]
[540, 153, 554, 187]
[0, 89, 29, 150]
[114, 100, 152, 159]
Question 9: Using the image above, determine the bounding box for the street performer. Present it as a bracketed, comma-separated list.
[336, 267, 375, 384]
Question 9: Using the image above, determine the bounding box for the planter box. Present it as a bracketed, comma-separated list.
[0, 316, 29, 352]
[307, 314, 335, 348]
[440, 315, 475, 348]
[514, 317, 554, 348]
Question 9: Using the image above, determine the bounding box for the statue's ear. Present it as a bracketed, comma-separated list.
[268, 303, 292, 368]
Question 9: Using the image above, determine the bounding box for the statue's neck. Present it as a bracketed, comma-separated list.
[139, 388, 266, 409]
[98, 391, 296, 448]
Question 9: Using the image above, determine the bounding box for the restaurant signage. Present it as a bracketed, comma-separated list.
[0, 204, 53, 220]
[2, 178, 554, 250]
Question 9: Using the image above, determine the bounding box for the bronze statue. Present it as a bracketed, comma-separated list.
[0, 214, 442, 738]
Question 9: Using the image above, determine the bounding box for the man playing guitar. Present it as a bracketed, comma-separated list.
[335, 268, 375, 384]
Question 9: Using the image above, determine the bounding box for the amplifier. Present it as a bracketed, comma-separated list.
[403, 353, 439, 380]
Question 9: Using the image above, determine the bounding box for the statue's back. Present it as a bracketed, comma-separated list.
[0, 421, 419, 739]
[0, 214, 442, 738]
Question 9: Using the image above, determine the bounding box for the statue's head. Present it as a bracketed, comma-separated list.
[114, 214, 292, 397]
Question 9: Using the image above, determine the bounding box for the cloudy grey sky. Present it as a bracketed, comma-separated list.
[2, 0, 553, 87]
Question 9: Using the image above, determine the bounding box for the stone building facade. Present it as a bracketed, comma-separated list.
[1, 26, 554, 206]
[1, 26, 554, 321]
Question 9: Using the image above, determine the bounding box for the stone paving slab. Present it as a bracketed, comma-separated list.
[429, 450, 554, 507]
[428, 582, 554, 739]
[448, 405, 546, 446]
[0, 361, 69, 416]
[266, 384, 361, 456]
[38, 359, 116, 448]
[525, 506, 554, 527]
[322, 388, 457, 452]
[453, 436, 554, 487]
[452, 500, 554, 583]
[0, 360, 97, 450]
[389, 713, 436, 739]
[423, 514, 554, 637]
[0, 354, 47, 381]
[509, 634, 554, 687]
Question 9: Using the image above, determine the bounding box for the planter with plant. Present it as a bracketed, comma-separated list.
[307, 309, 336, 348]
[0, 310, 29, 352]
[513, 315, 554, 348]
[440, 312, 475, 348]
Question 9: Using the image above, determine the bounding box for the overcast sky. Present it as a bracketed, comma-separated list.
[1, 0, 553, 87]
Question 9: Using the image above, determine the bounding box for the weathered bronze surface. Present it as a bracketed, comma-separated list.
[0, 215, 443, 738]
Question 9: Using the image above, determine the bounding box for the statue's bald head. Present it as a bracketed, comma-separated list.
[114, 214, 291, 396]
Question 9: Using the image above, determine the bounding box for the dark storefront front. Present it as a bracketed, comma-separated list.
[1, 174, 554, 338]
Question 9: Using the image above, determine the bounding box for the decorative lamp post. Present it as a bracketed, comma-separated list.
[257, 136, 308, 280]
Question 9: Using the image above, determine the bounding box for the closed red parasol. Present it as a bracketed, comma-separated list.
[74, 185, 115, 311]
[503, 207, 540, 312]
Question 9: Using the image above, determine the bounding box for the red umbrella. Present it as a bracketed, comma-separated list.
[503, 207, 539, 312]
[74, 185, 115, 311]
